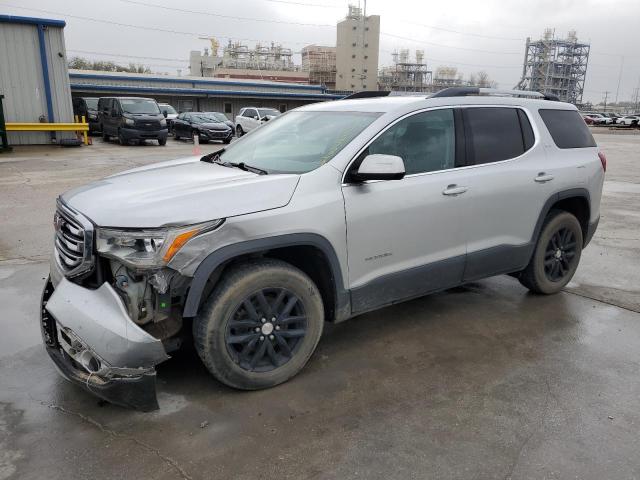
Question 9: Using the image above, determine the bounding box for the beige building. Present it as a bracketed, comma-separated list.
[335, 5, 380, 91]
[301, 45, 337, 89]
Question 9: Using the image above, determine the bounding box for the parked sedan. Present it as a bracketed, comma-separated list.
[617, 115, 640, 127]
[172, 112, 233, 144]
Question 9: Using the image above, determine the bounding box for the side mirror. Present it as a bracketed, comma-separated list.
[253, 115, 260, 120]
[163, 111, 168, 118]
[352, 154, 405, 182]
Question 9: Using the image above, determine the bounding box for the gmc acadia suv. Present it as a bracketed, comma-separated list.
[41, 88, 605, 410]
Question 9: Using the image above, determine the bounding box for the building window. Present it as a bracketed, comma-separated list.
[351, 84, 355, 88]
[352, 54, 356, 59]
[352, 43, 357, 47]
[351, 68, 356, 72]
[352, 26, 356, 30]
[364, 43, 368, 47]
[364, 55, 368, 59]
[364, 69, 368, 73]
[224, 102, 232, 114]
[363, 85, 367, 89]
[365, 27, 369, 31]
[279, 104, 287, 113]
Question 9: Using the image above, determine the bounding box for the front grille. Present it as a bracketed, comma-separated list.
[54, 199, 94, 278]
[135, 120, 161, 131]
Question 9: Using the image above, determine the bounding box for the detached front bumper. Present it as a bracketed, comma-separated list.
[41, 275, 169, 411]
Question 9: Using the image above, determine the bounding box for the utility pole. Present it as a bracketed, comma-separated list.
[634, 76, 640, 113]
[615, 55, 624, 103]
[602, 91, 609, 112]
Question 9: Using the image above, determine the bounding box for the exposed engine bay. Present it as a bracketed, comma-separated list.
[109, 259, 190, 348]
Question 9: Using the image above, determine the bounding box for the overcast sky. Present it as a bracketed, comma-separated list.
[2, 0, 639, 103]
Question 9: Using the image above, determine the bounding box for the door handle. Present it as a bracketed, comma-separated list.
[442, 184, 468, 196]
[534, 172, 554, 183]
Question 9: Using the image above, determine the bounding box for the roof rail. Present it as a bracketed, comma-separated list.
[342, 91, 390, 100]
[431, 87, 560, 101]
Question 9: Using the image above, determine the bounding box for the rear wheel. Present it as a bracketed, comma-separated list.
[519, 210, 583, 294]
[193, 259, 324, 390]
[158, 138, 167, 146]
[102, 130, 109, 141]
[118, 131, 127, 145]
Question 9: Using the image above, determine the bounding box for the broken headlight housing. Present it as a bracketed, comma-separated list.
[96, 219, 223, 269]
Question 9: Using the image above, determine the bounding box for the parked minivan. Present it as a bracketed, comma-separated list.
[72, 97, 100, 133]
[98, 97, 168, 145]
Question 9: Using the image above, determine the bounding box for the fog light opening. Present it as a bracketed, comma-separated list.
[78, 350, 101, 373]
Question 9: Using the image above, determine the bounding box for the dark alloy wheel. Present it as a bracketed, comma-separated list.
[543, 227, 577, 281]
[193, 259, 324, 390]
[225, 288, 307, 372]
[518, 210, 583, 294]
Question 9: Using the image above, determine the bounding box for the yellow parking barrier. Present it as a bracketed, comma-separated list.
[6, 117, 89, 145]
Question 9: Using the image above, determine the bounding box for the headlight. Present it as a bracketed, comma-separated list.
[160, 118, 167, 127]
[124, 117, 135, 126]
[96, 219, 223, 268]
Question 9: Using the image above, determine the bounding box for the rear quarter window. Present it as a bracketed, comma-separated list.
[538, 109, 596, 149]
[464, 107, 527, 165]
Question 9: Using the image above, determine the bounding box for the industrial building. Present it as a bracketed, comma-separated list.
[378, 49, 432, 92]
[517, 29, 590, 104]
[335, 5, 380, 91]
[301, 45, 337, 89]
[0, 15, 75, 145]
[68, 70, 343, 120]
[189, 40, 308, 84]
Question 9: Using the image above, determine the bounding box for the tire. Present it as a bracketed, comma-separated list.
[518, 210, 583, 294]
[174, 132, 180, 140]
[158, 138, 167, 146]
[118, 131, 127, 145]
[236, 125, 244, 137]
[102, 131, 109, 142]
[223, 138, 231, 144]
[193, 259, 324, 390]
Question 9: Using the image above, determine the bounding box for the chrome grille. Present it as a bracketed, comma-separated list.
[54, 200, 94, 278]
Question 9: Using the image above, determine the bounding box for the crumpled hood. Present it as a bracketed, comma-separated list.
[62, 157, 300, 228]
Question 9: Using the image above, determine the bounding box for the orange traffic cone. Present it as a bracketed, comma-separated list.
[192, 133, 201, 156]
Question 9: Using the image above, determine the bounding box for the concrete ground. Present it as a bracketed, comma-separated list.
[0, 133, 639, 480]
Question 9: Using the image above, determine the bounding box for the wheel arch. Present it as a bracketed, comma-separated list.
[532, 188, 591, 247]
[182, 233, 350, 323]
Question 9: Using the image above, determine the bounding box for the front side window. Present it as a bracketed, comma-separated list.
[464, 107, 527, 165]
[258, 108, 280, 118]
[361, 109, 456, 175]
[218, 111, 379, 174]
[244, 109, 257, 118]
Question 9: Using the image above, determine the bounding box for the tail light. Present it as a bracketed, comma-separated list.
[598, 151, 607, 172]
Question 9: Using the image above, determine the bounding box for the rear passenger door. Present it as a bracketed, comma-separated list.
[461, 106, 557, 280]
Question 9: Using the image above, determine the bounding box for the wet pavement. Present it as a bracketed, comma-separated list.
[1, 134, 639, 480]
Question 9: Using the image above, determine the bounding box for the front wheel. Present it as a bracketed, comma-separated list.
[236, 125, 244, 137]
[518, 210, 583, 294]
[158, 138, 167, 146]
[193, 259, 324, 390]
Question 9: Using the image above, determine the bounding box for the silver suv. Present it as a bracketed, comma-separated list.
[41, 88, 605, 410]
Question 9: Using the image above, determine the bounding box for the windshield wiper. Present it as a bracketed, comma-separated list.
[230, 162, 268, 175]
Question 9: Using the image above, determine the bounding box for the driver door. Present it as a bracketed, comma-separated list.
[342, 108, 470, 313]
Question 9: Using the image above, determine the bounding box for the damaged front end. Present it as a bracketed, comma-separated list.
[42, 200, 217, 410]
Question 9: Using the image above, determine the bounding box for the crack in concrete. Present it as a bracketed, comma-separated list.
[562, 288, 640, 314]
[41, 402, 193, 480]
[503, 377, 553, 480]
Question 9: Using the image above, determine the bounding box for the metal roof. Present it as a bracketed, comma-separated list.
[0, 14, 66, 28]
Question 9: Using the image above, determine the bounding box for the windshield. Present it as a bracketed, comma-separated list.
[121, 99, 160, 115]
[218, 111, 379, 174]
[206, 112, 229, 122]
[84, 98, 99, 110]
[161, 105, 177, 114]
[192, 114, 223, 124]
[258, 108, 281, 118]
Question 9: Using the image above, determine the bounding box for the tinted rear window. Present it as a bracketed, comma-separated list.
[539, 109, 596, 149]
[464, 107, 526, 164]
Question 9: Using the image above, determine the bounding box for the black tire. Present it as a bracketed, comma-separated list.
[193, 259, 324, 390]
[223, 138, 231, 144]
[174, 132, 181, 140]
[118, 131, 127, 145]
[102, 131, 109, 142]
[158, 138, 167, 146]
[236, 125, 244, 137]
[519, 210, 583, 294]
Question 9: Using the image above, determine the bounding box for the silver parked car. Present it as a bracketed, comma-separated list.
[41, 88, 605, 410]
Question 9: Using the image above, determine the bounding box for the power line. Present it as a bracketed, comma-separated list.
[381, 32, 522, 55]
[117, 0, 334, 27]
[68, 49, 186, 63]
